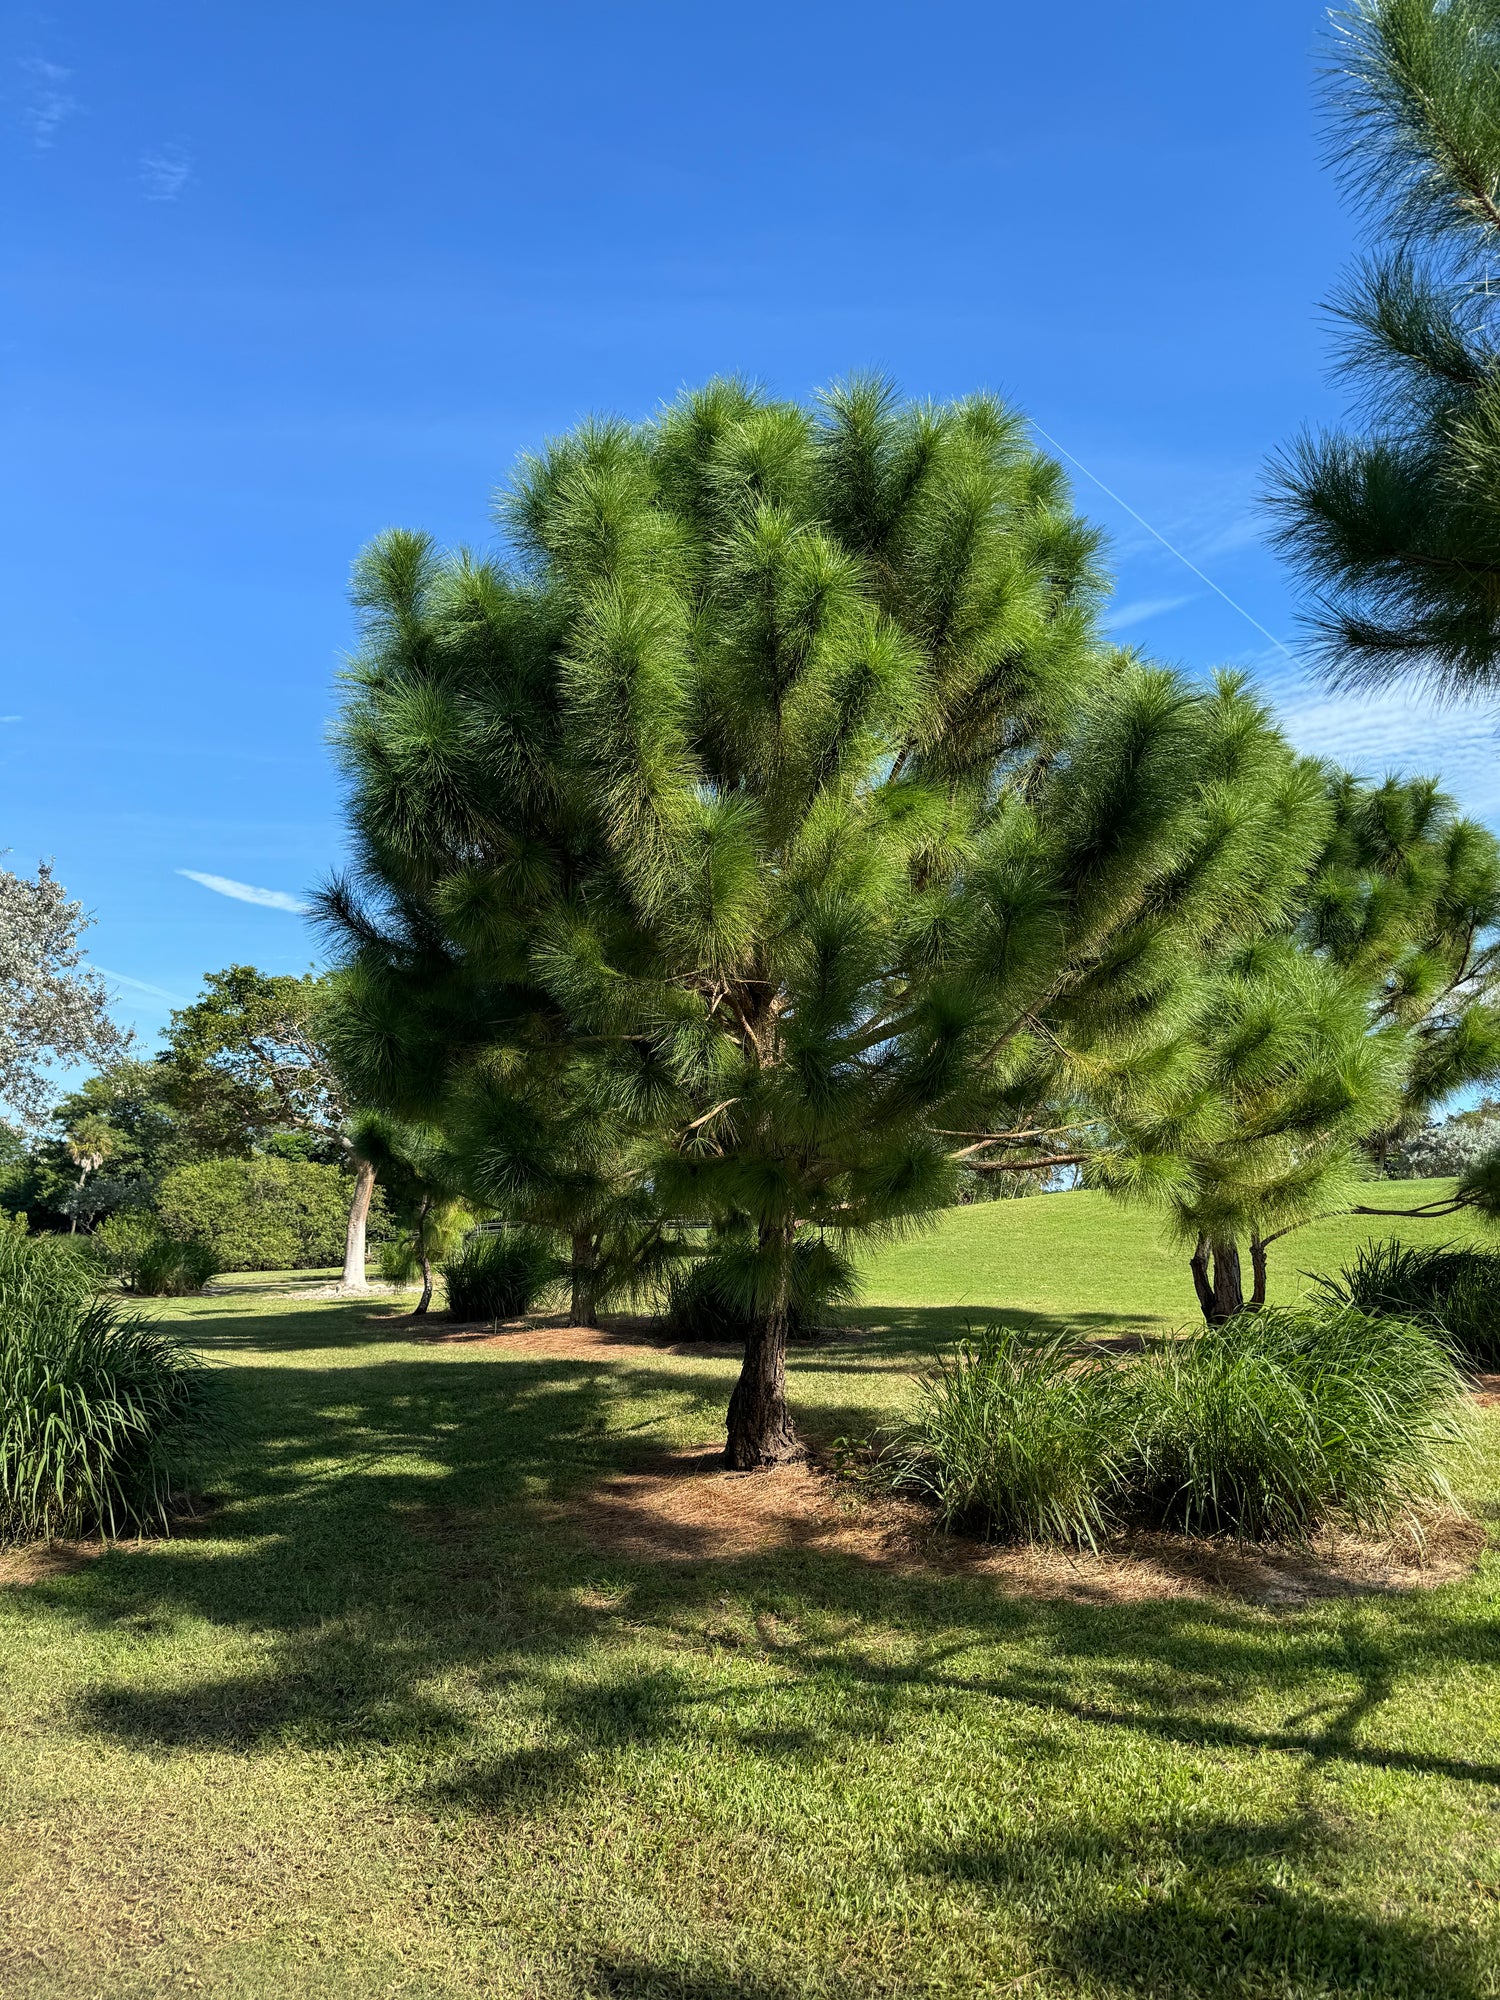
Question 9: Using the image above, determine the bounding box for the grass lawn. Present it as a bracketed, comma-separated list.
[2, 1188, 1498, 1997]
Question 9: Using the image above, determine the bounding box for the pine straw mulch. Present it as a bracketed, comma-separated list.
[395, 1313, 1496, 1606]
[545, 1443, 1489, 1607]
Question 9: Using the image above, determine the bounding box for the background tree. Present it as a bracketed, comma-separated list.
[157, 966, 378, 1288]
[1100, 768, 1500, 1320]
[0, 860, 130, 1126]
[352, 1115, 468, 1314]
[1270, 0, 1500, 696]
[326, 380, 1333, 1463]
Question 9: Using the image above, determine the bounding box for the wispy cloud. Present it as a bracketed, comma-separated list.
[1108, 593, 1194, 632]
[178, 869, 310, 914]
[93, 966, 188, 1006]
[1274, 683, 1500, 820]
[140, 145, 191, 201]
[19, 57, 77, 149]
[0, 715, 21, 723]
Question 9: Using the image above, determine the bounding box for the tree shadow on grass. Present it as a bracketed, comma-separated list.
[36, 1319, 1500, 1991]
[933, 1808, 1486, 1998]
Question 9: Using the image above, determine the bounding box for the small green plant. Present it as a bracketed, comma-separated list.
[0, 1231, 214, 1541]
[1309, 1238, 1500, 1367]
[887, 1327, 1124, 1546]
[662, 1237, 859, 1344]
[1121, 1306, 1471, 1542]
[441, 1229, 558, 1321]
[133, 1235, 221, 1297]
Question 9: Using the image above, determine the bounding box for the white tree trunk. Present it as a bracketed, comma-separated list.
[340, 1155, 376, 1291]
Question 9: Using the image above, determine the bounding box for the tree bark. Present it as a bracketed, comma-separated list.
[412, 1197, 433, 1315]
[1210, 1238, 1244, 1321]
[1249, 1232, 1269, 1310]
[570, 1230, 600, 1328]
[725, 1224, 801, 1469]
[1189, 1234, 1215, 1321]
[1189, 1233, 1245, 1325]
[340, 1154, 376, 1291]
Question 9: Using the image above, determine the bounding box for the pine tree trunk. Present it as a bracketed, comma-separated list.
[1250, 1232, 1269, 1310]
[340, 1155, 376, 1291]
[1189, 1234, 1215, 1322]
[412, 1198, 433, 1314]
[724, 1224, 800, 1469]
[570, 1231, 599, 1328]
[1190, 1234, 1245, 1325]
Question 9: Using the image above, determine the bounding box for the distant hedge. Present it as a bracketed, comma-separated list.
[156, 1159, 386, 1272]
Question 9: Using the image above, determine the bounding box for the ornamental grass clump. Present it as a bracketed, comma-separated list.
[1121, 1306, 1471, 1543]
[888, 1327, 1124, 1547]
[1310, 1239, 1500, 1368]
[441, 1229, 558, 1321]
[0, 1232, 213, 1542]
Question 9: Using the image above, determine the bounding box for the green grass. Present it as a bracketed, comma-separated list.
[2, 1188, 1498, 1997]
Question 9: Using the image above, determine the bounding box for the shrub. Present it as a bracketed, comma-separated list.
[441, 1229, 558, 1320]
[1121, 1306, 1471, 1542]
[887, 1327, 1123, 1546]
[1389, 1116, 1500, 1180]
[662, 1237, 859, 1343]
[92, 1213, 220, 1296]
[1310, 1238, 1500, 1366]
[156, 1158, 386, 1271]
[0, 1232, 213, 1540]
[134, 1236, 221, 1297]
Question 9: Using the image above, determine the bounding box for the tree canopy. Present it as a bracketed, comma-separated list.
[1270, 0, 1500, 695]
[324, 377, 1340, 1463]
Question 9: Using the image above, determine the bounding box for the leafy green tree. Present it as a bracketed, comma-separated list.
[157, 966, 379, 1289]
[1270, 0, 1500, 695]
[0, 861, 131, 1126]
[325, 379, 1328, 1465]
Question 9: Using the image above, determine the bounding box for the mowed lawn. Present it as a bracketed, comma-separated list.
[2, 1189, 1499, 1998]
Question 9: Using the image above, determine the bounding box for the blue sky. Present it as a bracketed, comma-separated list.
[3, 1, 1485, 1050]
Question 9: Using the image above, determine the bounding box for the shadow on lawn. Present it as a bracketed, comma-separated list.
[39, 1304, 1500, 1994]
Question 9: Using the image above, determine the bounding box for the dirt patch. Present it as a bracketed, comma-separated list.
[1472, 1371, 1500, 1409]
[557, 1446, 1488, 1606]
[397, 1312, 746, 1360]
[0, 1540, 106, 1586]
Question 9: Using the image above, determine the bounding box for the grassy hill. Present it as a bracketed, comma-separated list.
[856, 1179, 1486, 1336]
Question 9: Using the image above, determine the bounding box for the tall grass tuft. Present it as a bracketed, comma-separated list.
[441, 1229, 558, 1321]
[1121, 1306, 1472, 1542]
[887, 1327, 1123, 1546]
[1310, 1238, 1500, 1367]
[0, 1231, 214, 1541]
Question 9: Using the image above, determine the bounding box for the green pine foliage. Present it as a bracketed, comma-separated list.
[1270, 0, 1500, 694]
[1100, 767, 1500, 1320]
[323, 378, 1336, 1466]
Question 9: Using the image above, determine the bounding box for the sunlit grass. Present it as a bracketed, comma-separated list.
[0, 1188, 1497, 1997]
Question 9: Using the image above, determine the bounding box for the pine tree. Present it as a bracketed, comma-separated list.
[1102, 768, 1500, 1321]
[324, 380, 1327, 1465]
[1270, 0, 1500, 695]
